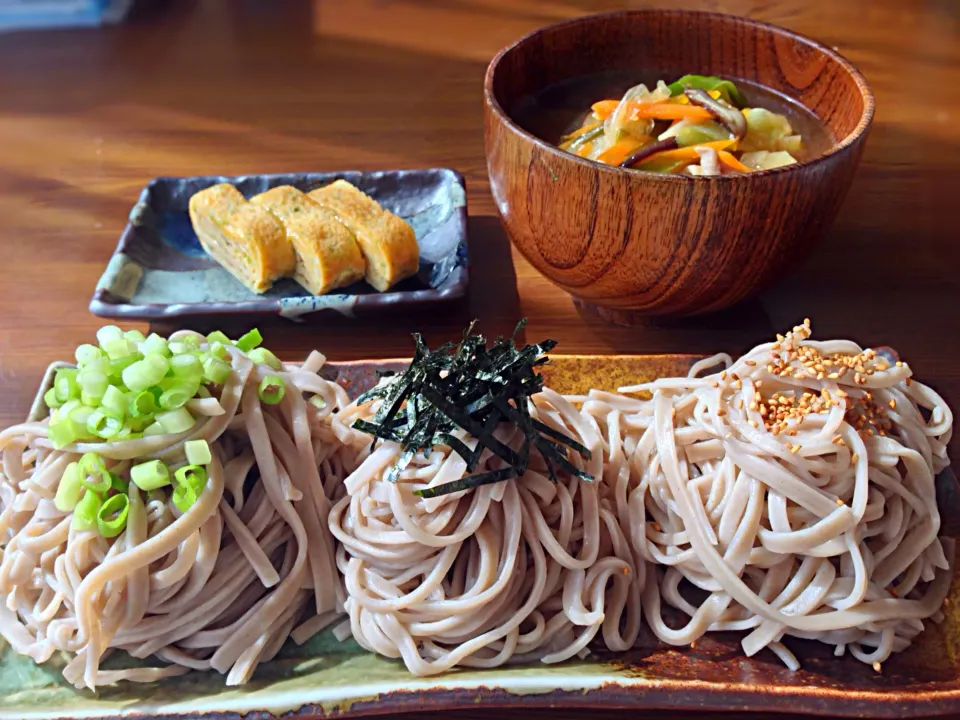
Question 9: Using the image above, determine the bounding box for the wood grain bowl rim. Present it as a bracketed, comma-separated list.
[483, 8, 876, 183]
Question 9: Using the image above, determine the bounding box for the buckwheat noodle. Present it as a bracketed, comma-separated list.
[608, 321, 954, 669]
[328, 383, 644, 675]
[0, 332, 347, 689]
[1, 322, 955, 687]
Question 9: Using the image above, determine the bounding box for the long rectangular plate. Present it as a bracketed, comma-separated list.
[3, 355, 959, 719]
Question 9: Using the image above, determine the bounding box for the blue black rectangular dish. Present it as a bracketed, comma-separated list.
[89, 169, 469, 322]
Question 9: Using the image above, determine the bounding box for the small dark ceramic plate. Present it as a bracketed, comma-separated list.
[89, 169, 469, 322]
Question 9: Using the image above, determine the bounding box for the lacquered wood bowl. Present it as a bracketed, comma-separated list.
[484, 10, 874, 321]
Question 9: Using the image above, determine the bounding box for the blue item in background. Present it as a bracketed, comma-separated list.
[0, 0, 133, 32]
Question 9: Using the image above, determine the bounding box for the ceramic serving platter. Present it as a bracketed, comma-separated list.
[4, 355, 960, 720]
[88, 170, 469, 322]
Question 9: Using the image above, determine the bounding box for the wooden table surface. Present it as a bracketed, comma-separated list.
[0, 0, 958, 718]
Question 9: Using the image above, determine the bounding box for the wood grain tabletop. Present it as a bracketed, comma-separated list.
[0, 0, 958, 718]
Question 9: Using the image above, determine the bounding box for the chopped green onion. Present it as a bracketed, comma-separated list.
[100, 385, 127, 418]
[54, 399, 80, 421]
[170, 353, 203, 380]
[126, 415, 153, 432]
[54, 368, 80, 403]
[159, 385, 193, 410]
[202, 357, 231, 385]
[172, 482, 198, 513]
[196, 385, 212, 399]
[156, 407, 195, 434]
[206, 330, 232, 346]
[54, 462, 84, 512]
[79, 453, 110, 493]
[124, 329, 146, 345]
[308, 395, 327, 410]
[108, 471, 127, 493]
[122, 355, 169, 393]
[129, 390, 158, 417]
[86, 410, 122, 439]
[168, 341, 191, 355]
[140, 333, 170, 357]
[113, 428, 143, 441]
[143, 421, 166, 437]
[235, 329, 263, 352]
[47, 418, 82, 449]
[130, 459, 170, 491]
[96, 325, 124, 347]
[209, 342, 231, 361]
[73, 490, 102, 532]
[175, 464, 207, 493]
[97, 494, 130, 538]
[44, 387, 62, 410]
[185, 439, 212, 466]
[79, 369, 109, 403]
[86, 410, 113, 436]
[248, 347, 282, 370]
[258, 374, 286, 405]
[108, 354, 138, 378]
[102, 337, 136, 360]
[80, 392, 101, 408]
[75, 344, 102, 366]
[68, 404, 95, 430]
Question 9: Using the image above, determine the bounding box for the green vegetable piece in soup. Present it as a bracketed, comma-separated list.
[667, 75, 745, 107]
[740, 107, 797, 153]
[677, 122, 731, 147]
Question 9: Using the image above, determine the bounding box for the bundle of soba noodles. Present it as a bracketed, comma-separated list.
[328, 326, 643, 675]
[600, 320, 954, 670]
[0, 327, 347, 689]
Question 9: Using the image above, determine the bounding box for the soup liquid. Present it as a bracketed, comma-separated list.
[511, 71, 834, 162]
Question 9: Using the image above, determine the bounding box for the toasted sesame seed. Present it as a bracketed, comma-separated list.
[836, 499, 844, 506]
[749, 402, 758, 411]
[789, 444, 800, 454]
[710, 380, 719, 388]
[873, 661, 882, 673]
[755, 380, 763, 388]
[717, 409, 727, 417]
[889, 399, 896, 410]
[905, 377, 912, 386]
[737, 398, 744, 409]
[895, 361, 903, 367]
[720, 371, 727, 380]
[749, 419, 759, 428]
[827, 372, 840, 380]
[851, 452, 859, 464]
[745, 360, 756, 367]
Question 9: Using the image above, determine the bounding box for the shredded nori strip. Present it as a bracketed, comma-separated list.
[351, 320, 593, 497]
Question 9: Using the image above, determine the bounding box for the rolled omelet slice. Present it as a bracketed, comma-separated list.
[307, 180, 419, 292]
[188, 183, 296, 294]
[250, 186, 366, 295]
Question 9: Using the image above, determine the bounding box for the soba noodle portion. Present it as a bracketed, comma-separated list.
[609, 321, 954, 669]
[328, 384, 644, 675]
[0, 333, 348, 689]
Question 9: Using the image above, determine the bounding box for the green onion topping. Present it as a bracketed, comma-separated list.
[54, 462, 84, 512]
[258, 375, 286, 405]
[96, 494, 130, 538]
[185, 439, 212, 466]
[130, 459, 171, 491]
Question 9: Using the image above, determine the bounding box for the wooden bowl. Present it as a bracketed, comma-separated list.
[484, 10, 874, 321]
